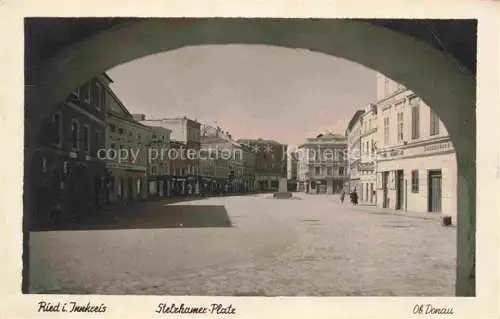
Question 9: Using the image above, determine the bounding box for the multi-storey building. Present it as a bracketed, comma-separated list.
[374, 73, 457, 222]
[297, 133, 347, 194]
[200, 132, 236, 194]
[240, 143, 256, 193]
[140, 116, 201, 195]
[104, 91, 151, 204]
[30, 74, 109, 224]
[345, 110, 365, 194]
[237, 139, 287, 192]
[144, 125, 172, 197]
[359, 103, 378, 205]
[200, 124, 254, 194]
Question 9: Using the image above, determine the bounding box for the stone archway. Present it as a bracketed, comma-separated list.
[24, 18, 475, 296]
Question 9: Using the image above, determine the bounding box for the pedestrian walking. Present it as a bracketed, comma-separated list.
[351, 189, 359, 206]
[340, 190, 345, 203]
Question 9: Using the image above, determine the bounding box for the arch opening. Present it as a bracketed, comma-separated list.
[24, 18, 476, 296]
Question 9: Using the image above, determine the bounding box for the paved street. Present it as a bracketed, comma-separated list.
[30, 193, 456, 296]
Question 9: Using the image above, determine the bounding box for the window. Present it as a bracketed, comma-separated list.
[95, 82, 103, 110]
[397, 111, 404, 142]
[383, 116, 390, 145]
[83, 125, 90, 154]
[117, 127, 124, 135]
[315, 167, 320, 175]
[51, 112, 62, 146]
[411, 169, 419, 193]
[71, 120, 79, 151]
[151, 166, 157, 175]
[109, 123, 116, 132]
[384, 77, 390, 96]
[411, 104, 420, 139]
[72, 86, 80, 97]
[84, 83, 91, 103]
[327, 167, 333, 176]
[430, 110, 440, 136]
[339, 167, 345, 176]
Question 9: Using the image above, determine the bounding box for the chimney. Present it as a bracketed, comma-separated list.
[132, 114, 146, 121]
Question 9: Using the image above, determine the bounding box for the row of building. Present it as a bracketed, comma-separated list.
[29, 72, 288, 225]
[345, 73, 456, 221]
[286, 72, 456, 222]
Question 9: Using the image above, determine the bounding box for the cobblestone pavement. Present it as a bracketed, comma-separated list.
[30, 193, 456, 296]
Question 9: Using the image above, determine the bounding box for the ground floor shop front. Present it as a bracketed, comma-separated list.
[298, 178, 344, 194]
[376, 151, 457, 223]
[30, 150, 108, 225]
[107, 165, 148, 204]
[147, 176, 257, 197]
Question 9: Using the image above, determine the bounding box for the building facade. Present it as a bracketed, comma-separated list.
[145, 125, 172, 197]
[141, 116, 201, 195]
[359, 103, 378, 205]
[104, 90, 151, 204]
[345, 110, 365, 194]
[200, 124, 256, 194]
[297, 133, 348, 194]
[374, 73, 457, 222]
[30, 74, 109, 225]
[240, 143, 256, 193]
[237, 139, 287, 192]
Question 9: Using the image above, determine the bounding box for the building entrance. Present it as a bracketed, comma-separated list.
[428, 169, 442, 213]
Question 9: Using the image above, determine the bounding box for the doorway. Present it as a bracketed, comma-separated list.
[382, 171, 389, 208]
[428, 169, 442, 213]
[395, 169, 404, 210]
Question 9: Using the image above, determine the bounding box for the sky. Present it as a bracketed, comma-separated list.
[107, 44, 377, 149]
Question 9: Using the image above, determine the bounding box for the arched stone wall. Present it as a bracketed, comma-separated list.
[24, 18, 476, 295]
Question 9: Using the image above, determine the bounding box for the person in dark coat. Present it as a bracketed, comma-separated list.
[351, 189, 359, 206]
[340, 190, 345, 203]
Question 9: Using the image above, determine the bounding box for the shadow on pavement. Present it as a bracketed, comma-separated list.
[31, 203, 232, 231]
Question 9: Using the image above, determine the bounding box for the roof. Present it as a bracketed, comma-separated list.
[237, 138, 284, 145]
[346, 110, 366, 132]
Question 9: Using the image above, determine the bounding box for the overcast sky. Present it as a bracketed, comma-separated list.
[107, 44, 377, 148]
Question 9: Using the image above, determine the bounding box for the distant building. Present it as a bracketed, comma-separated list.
[140, 116, 201, 195]
[374, 73, 456, 222]
[200, 124, 256, 194]
[297, 133, 347, 194]
[359, 103, 378, 205]
[345, 110, 365, 194]
[146, 126, 172, 197]
[237, 138, 287, 191]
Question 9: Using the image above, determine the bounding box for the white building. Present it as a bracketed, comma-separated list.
[374, 73, 457, 222]
[345, 110, 365, 194]
[359, 103, 378, 205]
[146, 126, 172, 196]
[297, 133, 348, 194]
